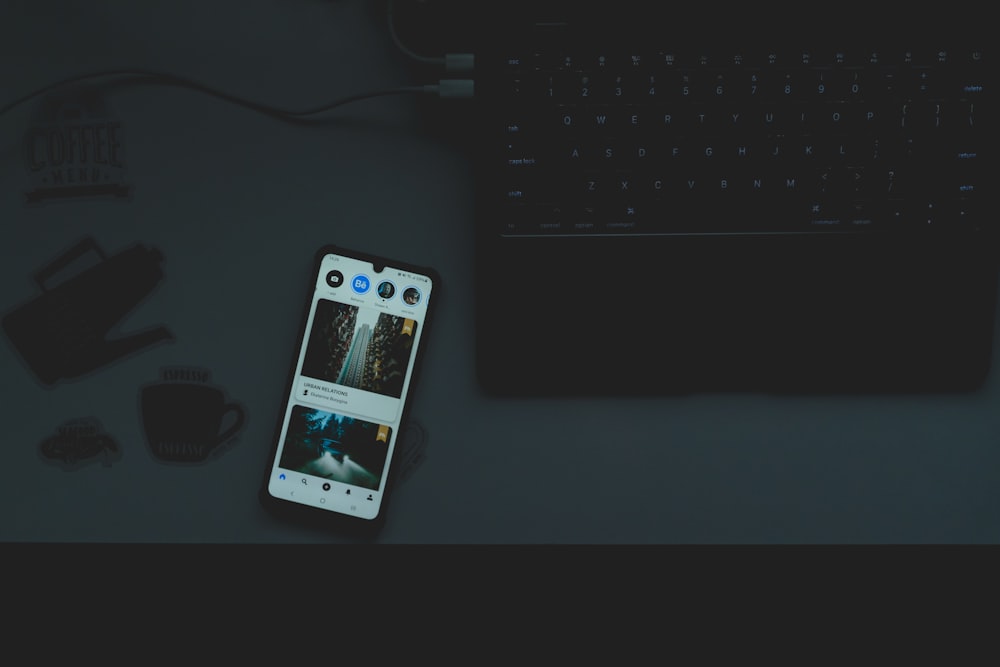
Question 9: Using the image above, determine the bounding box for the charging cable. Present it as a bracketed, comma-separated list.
[0, 69, 473, 122]
[386, 0, 475, 73]
[0, 2, 475, 122]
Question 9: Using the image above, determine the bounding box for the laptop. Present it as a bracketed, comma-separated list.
[465, 1, 997, 396]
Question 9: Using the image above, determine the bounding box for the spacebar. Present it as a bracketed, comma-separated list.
[498, 199, 895, 236]
[498, 200, 791, 236]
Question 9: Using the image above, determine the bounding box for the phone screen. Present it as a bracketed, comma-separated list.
[262, 246, 437, 529]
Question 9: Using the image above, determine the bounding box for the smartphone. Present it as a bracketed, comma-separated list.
[260, 245, 439, 536]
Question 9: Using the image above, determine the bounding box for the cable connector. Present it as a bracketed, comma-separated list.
[423, 80, 474, 99]
[444, 53, 475, 73]
[436, 78, 474, 98]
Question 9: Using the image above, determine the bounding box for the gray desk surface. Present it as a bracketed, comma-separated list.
[3, 0, 999, 544]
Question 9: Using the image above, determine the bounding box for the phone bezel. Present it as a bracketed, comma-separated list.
[258, 244, 439, 537]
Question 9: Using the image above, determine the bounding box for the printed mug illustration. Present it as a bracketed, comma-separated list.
[23, 87, 132, 205]
[139, 366, 246, 464]
[1, 236, 173, 387]
[39, 417, 122, 471]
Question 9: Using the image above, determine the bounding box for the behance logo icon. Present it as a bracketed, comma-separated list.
[351, 275, 371, 294]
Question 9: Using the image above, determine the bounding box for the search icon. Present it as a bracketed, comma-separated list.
[301, 478, 308, 485]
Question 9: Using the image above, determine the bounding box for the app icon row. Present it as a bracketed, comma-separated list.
[324, 270, 422, 305]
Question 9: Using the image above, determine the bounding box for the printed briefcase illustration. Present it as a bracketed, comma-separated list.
[2, 236, 173, 386]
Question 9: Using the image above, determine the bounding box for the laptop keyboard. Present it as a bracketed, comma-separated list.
[486, 29, 987, 237]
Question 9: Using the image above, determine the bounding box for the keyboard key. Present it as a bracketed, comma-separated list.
[488, 37, 987, 238]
